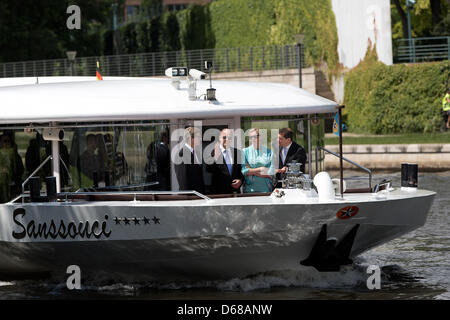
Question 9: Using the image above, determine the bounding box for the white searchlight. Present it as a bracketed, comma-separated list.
[42, 128, 64, 141]
[165, 67, 188, 78]
[165, 67, 188, 90]
[188, 68, 207, 80]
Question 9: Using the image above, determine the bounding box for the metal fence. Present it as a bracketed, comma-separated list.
[0, 44, 306, 78]
[395, 36, 450, 63]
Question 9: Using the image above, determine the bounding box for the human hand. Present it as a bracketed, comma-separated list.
[231, 179, 242, 189]
[255, 167, 268, 176]
[276, 167, 287, 174]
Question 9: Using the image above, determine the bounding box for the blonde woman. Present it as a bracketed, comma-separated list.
[241, 129, 275, 193]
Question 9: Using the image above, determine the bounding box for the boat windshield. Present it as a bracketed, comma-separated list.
[0, 114, 329, 203]
[0, 123, 170, 201]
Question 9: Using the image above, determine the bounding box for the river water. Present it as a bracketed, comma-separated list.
[0, 171, 448, 300]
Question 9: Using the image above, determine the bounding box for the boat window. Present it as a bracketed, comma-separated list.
[66, 124, 171, 191]
[0, 130, 25, 203]
[241, 116, 325, 175]
[0, 129, 71, 202]
[0, 123, 171, 202]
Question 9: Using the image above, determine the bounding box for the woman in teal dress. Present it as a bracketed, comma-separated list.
[241, 128, 275, 193]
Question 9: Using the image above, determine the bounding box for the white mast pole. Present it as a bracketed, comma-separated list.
[51, 122, 61, 193]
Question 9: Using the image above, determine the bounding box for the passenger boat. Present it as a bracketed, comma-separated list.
[0, 72, 435, 282]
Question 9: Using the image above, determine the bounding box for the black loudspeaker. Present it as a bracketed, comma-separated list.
[45, 176, 57, 202]
[29, 177, 41, 202]
[401, 163, 408, 187]
[401, 163, 418, 188]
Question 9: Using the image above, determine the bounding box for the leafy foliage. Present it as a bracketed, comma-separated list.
[0, 0, 125, 62]
[181, 5, 215, 50]
[209, 0, 275, 49]
[391, 0, 450, 39]
[268, 0, 340, 73]
[344, 45, 450, 134]
[161, 12, 181, 52]
[206, 0, 339, 74]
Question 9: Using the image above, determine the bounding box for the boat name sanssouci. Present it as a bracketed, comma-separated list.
[12, 208, 112, 240]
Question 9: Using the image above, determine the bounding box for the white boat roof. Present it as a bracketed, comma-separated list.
[0, 76, 338, 124]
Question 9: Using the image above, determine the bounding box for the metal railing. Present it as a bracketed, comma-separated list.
[0, 44, 306, 78]
[60, 190, 212, 202]
[20, 155, 53, 204]
[395, 36, 450, 63]
[317, 146, 372, 190]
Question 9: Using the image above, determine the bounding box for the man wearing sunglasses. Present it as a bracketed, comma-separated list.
[207, 128, 244, 194]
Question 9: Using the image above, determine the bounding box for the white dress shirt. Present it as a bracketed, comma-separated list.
[281, 142, 292, 165]
[185, 143, 200, 164]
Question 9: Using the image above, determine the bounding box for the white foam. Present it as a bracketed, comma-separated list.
[217, 266, 368, 292]
[0, 281, 14, 287]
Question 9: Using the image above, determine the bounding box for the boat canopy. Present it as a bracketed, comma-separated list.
[0, 77, 338, 125]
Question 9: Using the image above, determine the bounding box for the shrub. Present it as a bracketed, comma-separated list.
[344, 45, 450, 134]
[179, 5, 215, 51]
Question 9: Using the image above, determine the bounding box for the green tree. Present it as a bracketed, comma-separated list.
[209, 0, 274, 49]
[121, 23, 138, 54]
[391, 0, 449, 39]
[136, 21, 151, 53]
[269, 0, 339, 73]
[161, 12, 181, 52]
[0, 0, 67, 62]
[149, 17, 162, 52]
[0, 0, 126, 62]
[182, 5, 215, 50]
[140, 0, 163, 19]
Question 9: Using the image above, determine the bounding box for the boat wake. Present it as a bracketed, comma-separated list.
[0, 261, 425, 299]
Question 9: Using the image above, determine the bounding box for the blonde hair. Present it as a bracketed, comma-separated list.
[249, 128, 259, 135]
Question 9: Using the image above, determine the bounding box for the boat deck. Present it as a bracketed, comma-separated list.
[10, 188, 436, 207]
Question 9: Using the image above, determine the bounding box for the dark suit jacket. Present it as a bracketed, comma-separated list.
[276, 141, 307, 187]
[174, 146, 205, 194]
[206, 147, 244, 194]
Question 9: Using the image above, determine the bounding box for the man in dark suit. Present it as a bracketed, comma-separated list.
[174, 127, 205, 194]
[275, 127, 307, 188]
[206, 128, 244, 194]
[145, 131, 171, 191]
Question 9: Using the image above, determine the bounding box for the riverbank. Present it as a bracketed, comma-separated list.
[323, 143, 450, 171]
[324, 132, 450, 145]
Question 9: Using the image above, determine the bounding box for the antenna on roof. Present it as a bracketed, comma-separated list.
[204, 61, 216, 101]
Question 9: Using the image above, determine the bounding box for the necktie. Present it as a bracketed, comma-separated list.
[282, 147, 288, 164]
[224, 150, 232, 175]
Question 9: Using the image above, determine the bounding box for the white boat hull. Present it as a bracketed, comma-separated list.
[0, 189, 435, 281]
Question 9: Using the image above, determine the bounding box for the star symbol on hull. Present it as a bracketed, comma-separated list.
[113, 216, 156, 226]
[340, 207, 355, 218]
